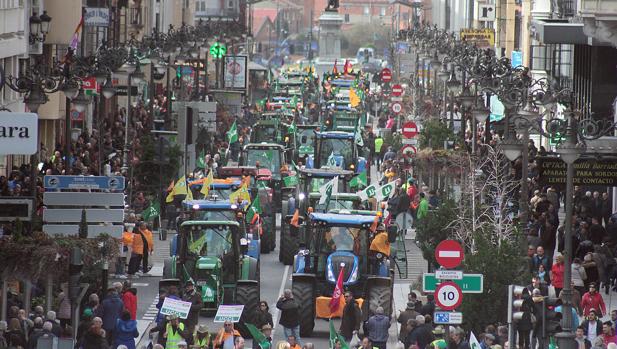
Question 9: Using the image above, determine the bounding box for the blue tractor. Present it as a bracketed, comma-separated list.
[291, 212, 393, 336]
[306, 131, 367, 174]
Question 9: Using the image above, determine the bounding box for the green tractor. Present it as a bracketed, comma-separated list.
[162, 220, 259, 336]
[279, 168, 354, 265]
[292, 211, 393, 337]
[240, 143, 287, 213]
[295, 124, 319, 164]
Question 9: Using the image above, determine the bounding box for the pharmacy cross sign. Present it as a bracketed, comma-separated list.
[210, 42, 227, 59]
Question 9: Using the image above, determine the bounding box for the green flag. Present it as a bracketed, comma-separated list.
[142, 201, 160, 221]
[246, 195, 262, 223]
[227, 121, 238, 143]
[329, 320, 349, 349]
[349, 172, 367, 188]
[246, 323, 270, 349]
[288, 121, 297, 134]
[327, 152, 337, 167]
[319, 176, 338, 206]
[196, 150, 206, 169]
[354, 123, 364, 146]
[283, 174, 298, 187]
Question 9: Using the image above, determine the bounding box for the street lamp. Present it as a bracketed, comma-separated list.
[499, 137, 524, 161]
[472, 106, 490, 123]
[72, 88, 91, 113]
[29, 11, 52, 44]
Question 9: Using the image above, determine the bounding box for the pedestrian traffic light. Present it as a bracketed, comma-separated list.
[68, 247, 83, 301]
[508, 285, 527, 324]
[543, 297, 562, 338]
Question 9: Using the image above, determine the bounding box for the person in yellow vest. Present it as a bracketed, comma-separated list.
[190, 325, 211, 349]
[374, 136, 384, 168]
[163, 316, 188, 349]
[213, 321, 240, 349]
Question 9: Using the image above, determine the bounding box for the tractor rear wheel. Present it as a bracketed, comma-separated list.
[236, 282, 260, 338]
[292, 279, 315, 337]
[365, 279, 393, 320]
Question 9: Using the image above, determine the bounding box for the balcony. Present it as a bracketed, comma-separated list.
[580, 0, 617, 46]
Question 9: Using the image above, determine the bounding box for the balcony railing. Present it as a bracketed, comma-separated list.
[195, 8, 240, 19]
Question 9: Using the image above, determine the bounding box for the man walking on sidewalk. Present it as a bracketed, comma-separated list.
[366, 307, 390, 349]
[128, 222, 154, 277]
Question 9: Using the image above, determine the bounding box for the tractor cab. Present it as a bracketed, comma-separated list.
[291, 211, 393, 336]
[161, 220, 260, 326]
[279, 168, 354, 265]
[307, 131, 366, 174]
[240, 143, 286, 183]
[250, 113, 291, 144]
[307, 192, 368, 212]
[179, 199, 260, 260]
[189, 178, 244, 201]
[296, 125, 319, 162]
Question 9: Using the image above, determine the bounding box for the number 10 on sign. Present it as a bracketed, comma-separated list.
[435, 281, 463, 310]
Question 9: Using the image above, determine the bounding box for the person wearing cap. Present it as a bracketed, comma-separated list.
[259, 324, 273, 349]
[213, 321, 240, 349]
[76, 309, 94, 346]
[178, 341, 188, 349]
[397, 302, 419, 340]
[191, 325, 211, 349]
[182, 281, 203, 334]
[427, 326, 447, 349]
[582, 309, 602, 343]
[582, 283, 607, 317]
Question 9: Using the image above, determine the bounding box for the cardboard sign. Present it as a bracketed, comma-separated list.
[213, 305, 245, 323]
[160, 297, 192, 319]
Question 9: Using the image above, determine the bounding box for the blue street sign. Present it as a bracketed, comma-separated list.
[44, 175, 125, 191]
[511, 50, 523, 68]
[434, 311, 463, 324]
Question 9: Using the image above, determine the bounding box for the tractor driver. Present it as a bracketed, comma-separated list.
[368, 224, 390, 274]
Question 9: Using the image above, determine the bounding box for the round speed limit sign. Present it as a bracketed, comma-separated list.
[435, 281, 463, 310]
[391, 102, 402, 114]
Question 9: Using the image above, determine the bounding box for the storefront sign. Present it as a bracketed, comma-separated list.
[84, 7, 110, 26]
[460, 29, 495, 48]
[539, 157, 617, 186]
[0, 112, 38, 155]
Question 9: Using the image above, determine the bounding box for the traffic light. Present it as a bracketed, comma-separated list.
[543, 297, 562, 338]
[68, 247, 83, 301]
[507, 285, 528, 324]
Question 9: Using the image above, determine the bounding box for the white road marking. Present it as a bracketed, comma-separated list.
[132, 283, 150, 287]
[271, 265, 290, 335]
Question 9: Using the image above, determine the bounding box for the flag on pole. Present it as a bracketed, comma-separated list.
[329, 320, 350, 349]
[142, 202, 161, 221]
[349, 88, 361, 108]
[229, 184, 251, 204]
[376, 181, 396, 201]
[470, 332, 482, 349]
[245, 323, 271, 349]
[290, 209, 300, 227]
[329, 266, 345, 313]
[196, 150, 206, 169]
[349, 172, 367, 188]
[332, 59, 338, 75]
[69, 16, 84, 51]
[369, 212, 380, 232]
[246, 195, 262, 224]
[327, 152, 338, 168]
[283, 174, 298, 187]
[227, 121, 238, 144]
[354, 122, 364, 147]
[172, 175, 188, 196]
[319, 176, 338, 205]
[200, 170, 214, 197]
[165, 180, 175, 203]
[343, 59, 352, 75]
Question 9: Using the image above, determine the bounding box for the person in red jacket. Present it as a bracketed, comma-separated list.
[581, 283, 607, 317]
[121, 282, 138, 320]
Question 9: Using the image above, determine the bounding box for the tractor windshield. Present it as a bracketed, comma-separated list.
[314, 198, 355, 211]
[298, 128, 316, 149]
[318, 138, 353, 168]
[246, 148, 281, 179]
[196, 210, 236, 221]
[187, 226, 232, 257]
[252, 125, 278, 143]
[322, 227, 364, 253]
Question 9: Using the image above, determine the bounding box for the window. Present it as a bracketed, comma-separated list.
[344, 13, 349, 22]
[363, 6, 369, 15]
[380, 7, 386, 16]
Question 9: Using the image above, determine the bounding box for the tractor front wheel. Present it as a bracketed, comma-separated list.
[235, 282, 260, 338]
[292, 279, 315, 337]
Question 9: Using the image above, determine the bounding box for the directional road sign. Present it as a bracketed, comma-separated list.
[44, 175, 125, 191]
[435, 281, 463, 310]
[435, 239, 464, 268]
[436, 270, 463, 280]
[381, 68, 392, 82]
[434, 311, 463, 325]
[402, 121, 418, 138]
[423, 273, 484, 293]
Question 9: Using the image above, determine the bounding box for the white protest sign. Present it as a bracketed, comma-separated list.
[160, 297, 192, 319]
[214, 305, 245, 323]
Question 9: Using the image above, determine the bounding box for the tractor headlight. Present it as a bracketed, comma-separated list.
[231, 204, 238, 210]
[327, 262, 335, 282]
[192, 204, 200, 210]
[348, 264, 359, 283]
[299, 192, 306, 201]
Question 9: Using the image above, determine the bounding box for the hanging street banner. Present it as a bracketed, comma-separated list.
[160, 297, 192, 319]
[460, 28, 495, 48]
[538, 157, 617, 186]
[224, 55, 248, 90]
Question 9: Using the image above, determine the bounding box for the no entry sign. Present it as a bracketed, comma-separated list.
[435, 239, 464, 268]
[402, 121, 418, 138]
[392, 84, 403, 96]
[391, 102, 402, 114]
[435, 282, 463, 310]
[381, 68, 392, 82]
